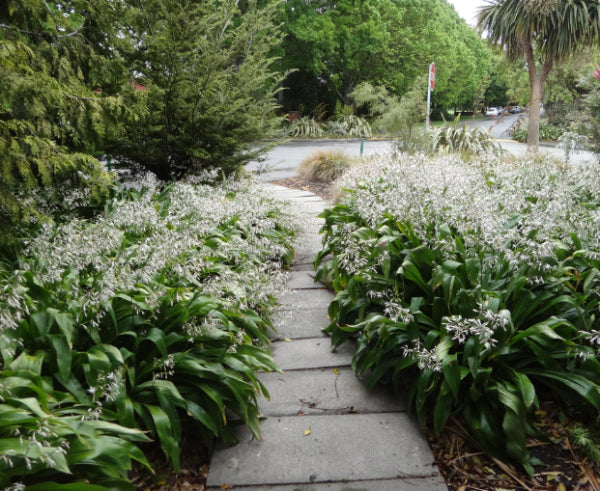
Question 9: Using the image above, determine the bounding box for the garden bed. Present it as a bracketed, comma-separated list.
[0, 177, 296, 489]
[283, 152, 600, 489]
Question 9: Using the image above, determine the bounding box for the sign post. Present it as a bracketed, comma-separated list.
[426, 62, 435, 127]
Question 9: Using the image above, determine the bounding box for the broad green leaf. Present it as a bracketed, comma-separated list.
[511, 371, 537, 409]
[433, 386, 455, 433]
[441, 353, 461, 399]
[144, 403, 180, 470]
[49, 309, 74, 347]
[9, 351, 44, 375]
[526, 370, 600, 410]
[48, 334, 72, 380]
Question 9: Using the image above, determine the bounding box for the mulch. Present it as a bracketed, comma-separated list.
[270, 177, 337, 201]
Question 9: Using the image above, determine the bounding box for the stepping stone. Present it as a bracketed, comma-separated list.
[218, 477, 448, 490]
[270, 309, 331, 340]
[270, 337, 355, 370]
[285, 271, 325, 290]
[293, 261, 316, 271]
[205, 413, 440, 488]
[258, 366, 406, 417]
[276, 288, 334, 311]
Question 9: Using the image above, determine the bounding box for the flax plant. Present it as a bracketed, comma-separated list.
[316, 152, 600, 474]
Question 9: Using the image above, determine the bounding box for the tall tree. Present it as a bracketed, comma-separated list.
[108, 0, 284, 180]
[478, 0, 600, 149]
[276, 0, 490, 115]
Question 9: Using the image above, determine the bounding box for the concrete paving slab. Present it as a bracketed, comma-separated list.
[258, 367, 405, 417]
[206, 413, 440, 487]
[208, 477, 448, 490]
[276, 289, 333, 310]
[286, 271, 325, 290]
[270, 337, 355, 370]
[292, 203, 328, 215]
[294, 242, 325, 256]
[270, 309, 330, 340]
[295, 252, 319, 266]
[293, 261, 316, 271]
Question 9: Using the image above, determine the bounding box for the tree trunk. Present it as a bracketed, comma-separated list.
[524, 40, 553, 150]
[527, 75, 542, 149]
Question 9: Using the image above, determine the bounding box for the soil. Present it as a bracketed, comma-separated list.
[130, 177, 600, 490]
[270, 177, 338, 202]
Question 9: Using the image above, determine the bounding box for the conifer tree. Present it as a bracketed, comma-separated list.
[108, 0, 284, 180]
[0, 0, 122, 234]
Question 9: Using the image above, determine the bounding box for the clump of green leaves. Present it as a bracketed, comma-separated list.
[511, 118, 566, 142]
[351, 79, 425, 138]
[298, 150, 355, 182]
[570, 423, 600, 469]
[315, 153, 600, 475]
[287, 117, 325, 138]
[428, 117, 502, 157]
[336, 115, 373, 138]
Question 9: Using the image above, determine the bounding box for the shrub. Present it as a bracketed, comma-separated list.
[394, 118, 501, 157]
[326, 120, 348, 137]
[0, 177, 296, 488]
[298, 150, 355, 182]
[337, 115, 373, 138]
[511, 118, 566, 142]
[287, 117, 325, 138]
[315, 153, 600, 475]
[428, 117, 502, 156]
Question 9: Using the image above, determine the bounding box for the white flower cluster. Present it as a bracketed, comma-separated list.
[0, 177, 295, 361]
[402, 339, 441, 372]
[443, 315, 497, 350]
[337, 153, 600, 266]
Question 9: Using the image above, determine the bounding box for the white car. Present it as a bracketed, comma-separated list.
[486, 107, 500, 117]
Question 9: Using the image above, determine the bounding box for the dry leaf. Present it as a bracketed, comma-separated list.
[303, 427, 312, 436]
[284, 338, 291, 342]
[332, 368, 340, 374]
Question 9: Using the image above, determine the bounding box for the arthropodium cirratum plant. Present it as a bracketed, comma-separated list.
[0, 175, 297, 488]
[315, 152, 600, 475]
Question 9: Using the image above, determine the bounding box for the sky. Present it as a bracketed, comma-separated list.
[447, 0, 487, 26]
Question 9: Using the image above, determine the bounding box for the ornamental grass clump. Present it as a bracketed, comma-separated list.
[0, 177, 296, 489]
[315, 152, 600, 475]
[298, 150, 356, 182]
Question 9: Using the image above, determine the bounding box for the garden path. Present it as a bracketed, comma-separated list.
[206, 185, 448, 490]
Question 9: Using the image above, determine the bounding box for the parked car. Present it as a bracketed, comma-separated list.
[509, 105, 522, 114]
[486, 107, 500, 117]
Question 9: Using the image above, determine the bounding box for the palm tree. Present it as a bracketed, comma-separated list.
[478, 0, 600, 149]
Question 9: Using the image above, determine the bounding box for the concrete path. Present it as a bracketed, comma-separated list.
[206, 186, 448, 490]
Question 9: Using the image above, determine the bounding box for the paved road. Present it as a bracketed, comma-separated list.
[248, 139, 395, 181]
[248, 115, 597, 181]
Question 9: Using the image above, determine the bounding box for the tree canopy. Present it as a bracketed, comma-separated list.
[276, 0, 491, 115]
[106, 0, 284, 180]
[479, 0, 600, 148]
[1, 0, 285, 236]
[0, 0, 122, 232]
